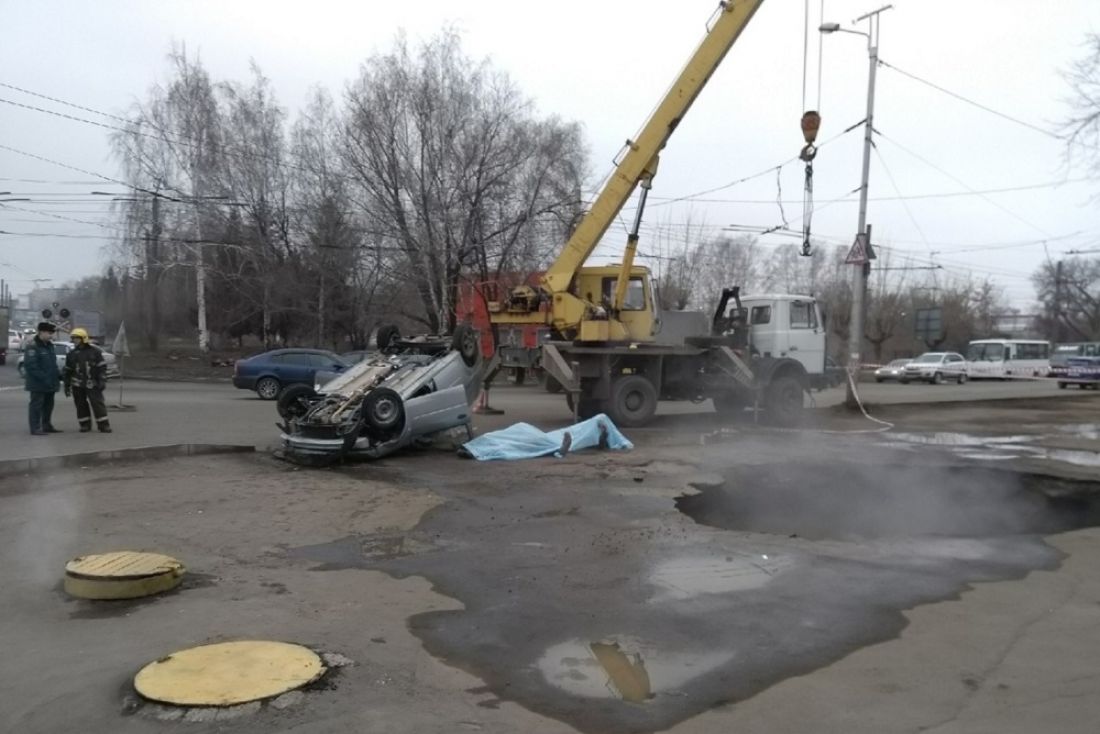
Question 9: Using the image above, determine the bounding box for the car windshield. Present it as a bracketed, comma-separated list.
[913, 354, 943, 364]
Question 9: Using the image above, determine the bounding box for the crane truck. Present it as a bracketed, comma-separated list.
[488, 0, 827, 428]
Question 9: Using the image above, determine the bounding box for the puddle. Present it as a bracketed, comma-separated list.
[537, 638, 733, 703]
[888, 432, 1035, 447]
[1055, 423, 1100, 440]
[350, 460, 1099, 734]
[677, 463, 1100, 541]
[647, 554, 792, 601]
[884, 430, 1100, 468]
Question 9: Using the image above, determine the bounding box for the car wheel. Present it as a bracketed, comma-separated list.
[1058, 382, 1067, 389]
[451, 324, 480, 367]
[957, 374, 968, 385]
[17, 363, 25, 378]
[932, 372, 944, 385]
[255, 377, 281, 400]
[607, 374, 658, 428]
[544, 374, 564, 394]
[899, 379, 909, 385]
[363, 387, 405, 434]
[875, 377, 884, 383]
[277, 384, 316, 421]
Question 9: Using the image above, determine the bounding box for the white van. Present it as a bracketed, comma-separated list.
[966, 339, 1050, 379]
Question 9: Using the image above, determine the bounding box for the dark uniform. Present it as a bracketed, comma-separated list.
[63, 341, 112, 433]
[24, 327, 61, 435]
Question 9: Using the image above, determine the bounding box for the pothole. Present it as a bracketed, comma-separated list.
[676, 463, 1100, 541]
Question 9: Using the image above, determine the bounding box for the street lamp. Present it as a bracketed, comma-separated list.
[820, 4, 892, 408]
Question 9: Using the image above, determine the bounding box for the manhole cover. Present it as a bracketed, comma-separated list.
[64, 551, 185, 600]
[134, 640, 325, 706]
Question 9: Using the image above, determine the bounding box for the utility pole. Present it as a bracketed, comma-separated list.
[821, 4, 892, 408]
[1053, 259, 1064, 343]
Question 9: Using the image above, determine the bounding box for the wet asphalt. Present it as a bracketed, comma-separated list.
[287, 433, 1093, 734]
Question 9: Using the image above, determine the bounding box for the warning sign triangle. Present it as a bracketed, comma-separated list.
[846, 233, 872, 264]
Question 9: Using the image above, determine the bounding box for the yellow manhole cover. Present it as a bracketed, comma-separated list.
[63, 551, 184, 600]
[134, 641, 326, 706]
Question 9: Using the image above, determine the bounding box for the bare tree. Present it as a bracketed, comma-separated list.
[1062, 33, 1100, 178]
[342, 30, 585, 332]
[1033, 257, 1100, 340]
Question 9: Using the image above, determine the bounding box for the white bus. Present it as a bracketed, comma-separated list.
[966, 339, 1051, 379]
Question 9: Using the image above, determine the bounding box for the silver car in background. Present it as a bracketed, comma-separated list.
[874, 358, 911, 383]
[900, 352, 969, 385]
[278, 325, 484, 463]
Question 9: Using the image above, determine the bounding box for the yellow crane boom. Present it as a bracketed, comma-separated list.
[544, 0, 765, 296]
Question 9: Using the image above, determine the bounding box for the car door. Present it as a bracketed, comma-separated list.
[746, 303, 778, 358]
[786, 300, 826, 374]
[944, 353, 964, 377]
[276, 353, 315, 385]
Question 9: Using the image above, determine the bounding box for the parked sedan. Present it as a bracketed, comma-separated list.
[874, 358, 911, 383]
[900, 352, 969, 385]
[233, 348, 349, 400]
[17, 342, 119, 378]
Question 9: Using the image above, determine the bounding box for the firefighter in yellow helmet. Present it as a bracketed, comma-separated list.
[63, 327, 112, 433]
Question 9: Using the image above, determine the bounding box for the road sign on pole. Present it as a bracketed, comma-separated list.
[845, 232, 874, 265]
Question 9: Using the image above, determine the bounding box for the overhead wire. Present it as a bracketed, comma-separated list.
[877, 60, 1067, 143]
[875, 132, 1055, 239]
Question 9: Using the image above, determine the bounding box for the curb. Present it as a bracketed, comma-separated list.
[0, 444, 256, 480]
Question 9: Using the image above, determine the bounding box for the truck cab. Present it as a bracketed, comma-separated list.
[740, 295, 826, 377]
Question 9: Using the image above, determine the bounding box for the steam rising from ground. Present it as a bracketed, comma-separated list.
[677, 462, 1094, 540]
[12, 478, 88, 587]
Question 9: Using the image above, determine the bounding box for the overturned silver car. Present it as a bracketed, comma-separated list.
[277, 325, 485, 462]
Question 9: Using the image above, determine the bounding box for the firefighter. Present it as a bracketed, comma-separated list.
[24, 321, 62, 435]
[63, 328, 112, 433]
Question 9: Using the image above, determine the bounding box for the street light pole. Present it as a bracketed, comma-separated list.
[821, 4, 892, 408]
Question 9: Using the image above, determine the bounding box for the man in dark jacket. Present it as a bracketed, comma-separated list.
[24, 322, 62, 435]
[63, 327, 112, 433]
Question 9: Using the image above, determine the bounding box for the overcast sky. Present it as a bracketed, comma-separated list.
[2, 0, 1098, 309]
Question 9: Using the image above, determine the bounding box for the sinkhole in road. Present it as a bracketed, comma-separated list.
[676, 462, 1100, 541]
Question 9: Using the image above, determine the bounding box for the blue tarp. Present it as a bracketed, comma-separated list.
[461, 413, 633, 461]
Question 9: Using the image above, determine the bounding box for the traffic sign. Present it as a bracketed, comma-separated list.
[845, 233, 875, 265]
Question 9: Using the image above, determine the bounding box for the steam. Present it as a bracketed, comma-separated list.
[13, 478, 88, 587]
[678, 461, 1083, 541]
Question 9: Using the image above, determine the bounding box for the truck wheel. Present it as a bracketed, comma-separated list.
[513, 367, 527, 386]
[363, 387, 405, 433]
[565, 392, 605, 421]
[451, 324, 480, 367]
[764, 375, 804, 427]
[607, 375, 658, 428]
[1058, 382, 1067, 389]
[544, 375, 564, 394]
[277, 384, 315, 420]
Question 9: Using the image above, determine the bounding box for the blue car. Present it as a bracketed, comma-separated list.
[233, 348, 349, 400]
